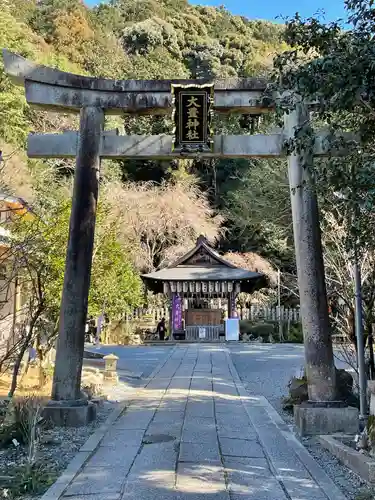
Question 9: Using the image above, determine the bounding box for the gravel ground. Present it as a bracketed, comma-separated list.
[0, 345, 171, 499]
[229, 343, 375, 500]
[0, 378, 138, 500]
[304, 437, 373, 499]
[0, 400, 114, 497]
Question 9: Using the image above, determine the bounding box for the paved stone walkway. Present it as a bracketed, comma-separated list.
[62, 345, 347, 500]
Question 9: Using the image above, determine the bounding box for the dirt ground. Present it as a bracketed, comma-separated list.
[0, 366, 52, 400]
[0, 357, 101, 400]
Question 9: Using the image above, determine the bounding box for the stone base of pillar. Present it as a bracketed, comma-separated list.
[294, 402, 359, 436]
[43, 400, 97, 427]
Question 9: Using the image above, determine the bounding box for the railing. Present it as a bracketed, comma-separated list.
[126, 305, 301, 323]
[185, 325, 224, 342]
[238, 305, 300, 322]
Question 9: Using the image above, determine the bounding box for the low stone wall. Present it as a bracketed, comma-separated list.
[319, 434, 375, 484]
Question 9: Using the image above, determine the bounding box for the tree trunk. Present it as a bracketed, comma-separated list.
[9, 329, 32, 397]
[8, 300, 45, 397]
[36, 333, 46, 388]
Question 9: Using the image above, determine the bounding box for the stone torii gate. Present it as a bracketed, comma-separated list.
[3, 49, 357, 432]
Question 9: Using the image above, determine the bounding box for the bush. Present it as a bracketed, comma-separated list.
[0, 395, 45, 454]
[354, 490, 375, 500]
[285, 322, 303, 343]
[282, 375, 308, 411]
[239, 320, 277, 342]
[107, 320, 143, 344]
[2, 462, 57, 497]
[239, 320, 253, 336]
[250, 322, 276, 340]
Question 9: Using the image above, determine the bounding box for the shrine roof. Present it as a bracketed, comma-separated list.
[143, 265, 261, 282]
[142, 236, 269, 293]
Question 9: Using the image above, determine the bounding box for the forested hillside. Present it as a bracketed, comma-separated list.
[0, 0, 294, 322]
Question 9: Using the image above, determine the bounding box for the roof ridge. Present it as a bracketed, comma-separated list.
[167, 238, 237, 269]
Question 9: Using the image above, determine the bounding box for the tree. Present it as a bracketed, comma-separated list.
[0, 4, 35, 145]
[89, 201, 142, 318]
[121, 17, 180, 56]
[270, 2, 375, 252]
[270, 3, 375, 405]
[0, 194, 70, 394]
[0, 175, 142, 394]
[102, 179, 223, 272]
[322, 207, 375, 347]
[224, 158, 293, 265]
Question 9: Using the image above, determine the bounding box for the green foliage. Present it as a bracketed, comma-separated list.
[239, 320, 275, 340]
[354, 491, 374, 500]
[271, 3, 375, 254]
[3, 462, 58, 498]
[107, 319, 147, 344]
[91, 0, 284, 79]
[10, 181, 142, 326]
[225, 158, 292, 262]
[285, 322, 304, 343]
[239, 319, 254, 336]
[128, 48, 189, 79]
[122, 17, 180, 56]
[0, 6, 34, 145]
[240, 320, 303, 343]
[0, 0, 285, 149]
[251, 322, 276, 340]
[89, 215, 143, 318]
[0, 0, 292, 316]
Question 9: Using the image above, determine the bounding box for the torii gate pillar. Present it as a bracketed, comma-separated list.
[285, 103, 359, 436]
[46, 106, 104, 425]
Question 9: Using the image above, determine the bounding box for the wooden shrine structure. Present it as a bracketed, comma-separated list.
[142, 236, 268, 341]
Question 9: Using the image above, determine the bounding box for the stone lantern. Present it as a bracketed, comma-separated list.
[103, 353, 119, 384]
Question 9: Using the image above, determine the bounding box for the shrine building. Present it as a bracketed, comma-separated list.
[142, 236, 268, 341]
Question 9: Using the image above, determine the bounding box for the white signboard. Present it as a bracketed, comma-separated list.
[225, 318, 240, 341]
[199, 327, 206, 339]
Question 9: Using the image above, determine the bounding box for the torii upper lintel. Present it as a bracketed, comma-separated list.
[2, 49, 270, 115]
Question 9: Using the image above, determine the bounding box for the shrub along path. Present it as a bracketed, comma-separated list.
[47, 344, 346, 500]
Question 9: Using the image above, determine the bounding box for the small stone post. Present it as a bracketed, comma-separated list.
[284, 102, 337, 402]
[103, 354, 119, 384]
[51, 106, 104, 411]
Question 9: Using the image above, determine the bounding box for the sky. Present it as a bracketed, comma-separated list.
[85, 0, 348, 24]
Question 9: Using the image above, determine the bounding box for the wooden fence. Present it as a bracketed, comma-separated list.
[126, 305, 301, 323]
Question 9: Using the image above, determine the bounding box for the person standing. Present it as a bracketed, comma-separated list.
[88, 316, 96, 344]
[156, 317, 166, 341]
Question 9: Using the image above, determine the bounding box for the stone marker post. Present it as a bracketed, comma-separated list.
[49, 106, 104, 423]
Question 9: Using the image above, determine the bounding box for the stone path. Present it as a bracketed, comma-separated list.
[60, 345, 348, 500]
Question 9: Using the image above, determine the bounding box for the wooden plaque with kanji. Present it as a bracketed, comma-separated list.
[171, 83, 214, 153]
